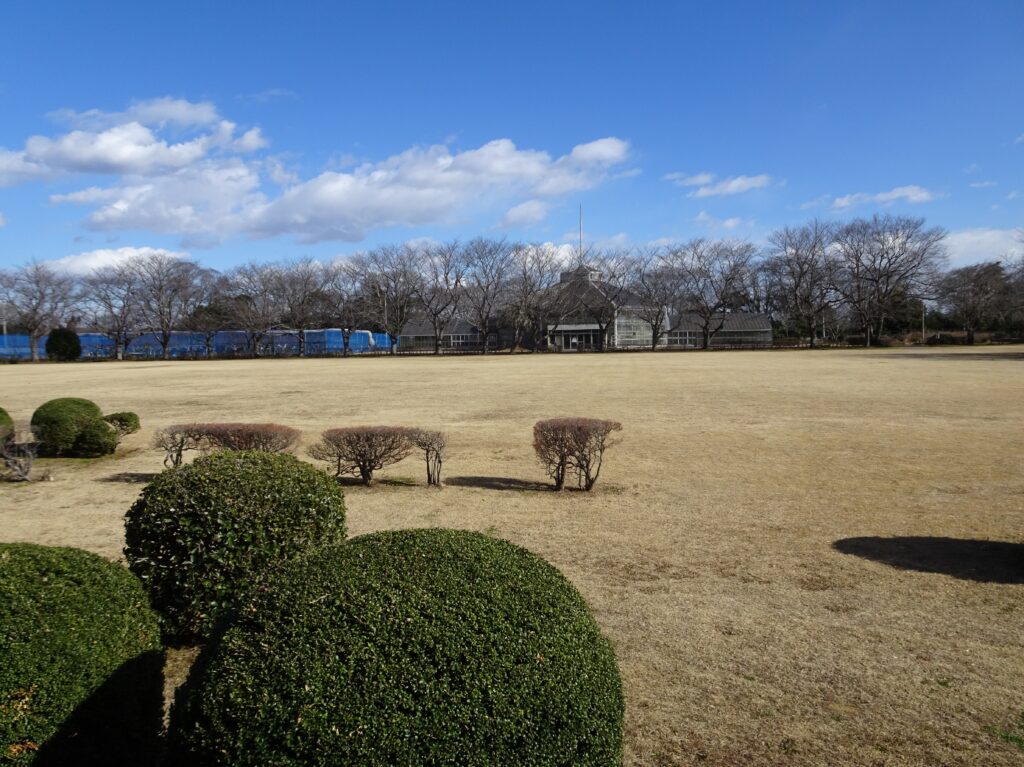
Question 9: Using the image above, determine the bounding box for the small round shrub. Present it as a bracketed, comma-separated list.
[103, 411, 141, 436]
[0, 407, 13, 442]
[125, 451, 347, 642]
[0, 543, 162, 765]
[44, 328, 82, 362]
[30, 398, 103, 456]
[167, 529, 624, 766]
[72, 418, 119, 457]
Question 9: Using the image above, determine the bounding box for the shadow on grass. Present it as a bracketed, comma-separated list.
[865, 352, 1024, 362]
[99, 471, 159, 484]
[833, 536, 1024, 584]
[446, 475, 550, 492]
[33, 650, 165, 766]
[334, 475, 418, 488]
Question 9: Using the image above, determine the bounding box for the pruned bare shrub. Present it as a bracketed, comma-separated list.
[199, 423, 301, 453]
[154, 424, 208, 468]
[533, 418, 622, 491]
[412, 429, 447, 486]
[308, 427, 415, 485]
[1, 427, 41, 482]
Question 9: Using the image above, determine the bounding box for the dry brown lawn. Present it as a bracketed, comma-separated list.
[2, 347, 1023, 766]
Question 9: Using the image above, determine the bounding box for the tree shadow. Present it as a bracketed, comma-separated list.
[33, 650, 166, 766]
[446, 475, 550, 492]
[99, 471, 159, 484]
[833, 537, 1024, 584]
[866, 352, 1024, 362]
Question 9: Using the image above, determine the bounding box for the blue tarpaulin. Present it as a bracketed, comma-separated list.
[0, 330, 393, 360]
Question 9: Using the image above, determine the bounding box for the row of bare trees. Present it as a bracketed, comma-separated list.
[2, 216, 1022, 358]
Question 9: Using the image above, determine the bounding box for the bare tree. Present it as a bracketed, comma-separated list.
[5, 262, 77, 361]
[355, 245, 421, 354]
[670, 239, 755, 349]
[567, 250, 633, 351]
[0, 426, 40, 482]
[325, 259, 368, 356]
[225, 262, 282, 356]
[765, 220, 839, 347]
[504, 244, 565, 350]
[412, 429, 446, 485]
[462, 238, 515, 353]
[83, 261, 144, 359]
[274, 258, 333, 356]
[182, 275, 232, 358]
[135, 254, 211, 360]
[308, 426, 415, 484]
[938, 261, 1012, 344]
[628, 247, 680, 350]
[413, 241, 465, 354]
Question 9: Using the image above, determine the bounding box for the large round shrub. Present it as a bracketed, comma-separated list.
[167, 529, 624, 766]
[44, 327, 82, 362]
[0, 544, 163, 765]
[125, 451, 348, 642]
[30, 398, 103, 456]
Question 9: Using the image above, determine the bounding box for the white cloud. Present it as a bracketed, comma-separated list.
[691, 174, 771, 198]
[832, 184, 938, 209]
[969, 180, 997, 189]
[693, 210, 750, 230]
[47, 246, 188, 275]
[500, 199, 548, 227]
[1015, 133, 1024, 144]
[663, 171, 714, 187]
[963, 162, 980, 174]
[54, 159, 265, 245]
[944, 228, 1024, 267]
[246, 137, 631, 242]
[49, 97, 220, 130]
[0, 212, 6, 228]
[11, 97, 631, 245]
[1008, 191, 1020, 200]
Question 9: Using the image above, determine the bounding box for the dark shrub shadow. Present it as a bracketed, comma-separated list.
[833, 537, 1024, 584]
[100, 471, 159, 484]
[446, 475, 550, 492]
[34, 650, 166, 766]
[865, 352, 1024, 362]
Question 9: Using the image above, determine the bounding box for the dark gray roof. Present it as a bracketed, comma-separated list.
[671, 312, 772, 332]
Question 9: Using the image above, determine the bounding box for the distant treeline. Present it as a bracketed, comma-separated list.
[2, 214, 1022, 360]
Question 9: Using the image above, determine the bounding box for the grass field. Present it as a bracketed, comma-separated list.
[2, 347, 1023, 766]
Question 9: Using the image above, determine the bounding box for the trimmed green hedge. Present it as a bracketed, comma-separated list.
[167, 529, 624, 766]
[0, 543, 163, 765]
[73, 419, 119, 457]
[125, 451, 348, 642]
[103, 412, 141, 436]
[44, 328, 82, 362]
[0, 407, 12, 441]
[30, 398, 103, 457]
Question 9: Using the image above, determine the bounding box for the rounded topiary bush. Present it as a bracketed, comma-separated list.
[125, 451, 347, 642]
[44, 327, 82, 362]
[103, 411, 141, 436]
[72, 418, 119, 457]
[30, 398, 103, 456]
[167, 529, 624, 767]
[0, 543, 163, 765]
[0, 406, 13, 441]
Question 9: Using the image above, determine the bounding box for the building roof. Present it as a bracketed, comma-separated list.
[671, 312, 773, 332]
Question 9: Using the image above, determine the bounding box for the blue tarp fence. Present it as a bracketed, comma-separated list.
[0, 330, 394, 360]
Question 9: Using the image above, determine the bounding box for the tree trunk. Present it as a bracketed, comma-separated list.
[389, 336, 397, 355]
[30, 334, 40, 362]
[966, 327, 976, 345]
[702, 328, 710, 350]
[298, 329, 306, 357]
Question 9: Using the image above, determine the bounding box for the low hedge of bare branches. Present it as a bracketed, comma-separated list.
[199, 423, 301, 453]
[1, 426, 40, 482]
[533, 418, 622, 491]
[153, 423, 299, 468]
[308, 427, 417, 485]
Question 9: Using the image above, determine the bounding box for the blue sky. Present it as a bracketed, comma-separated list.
[1, 0, 1022, 272]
